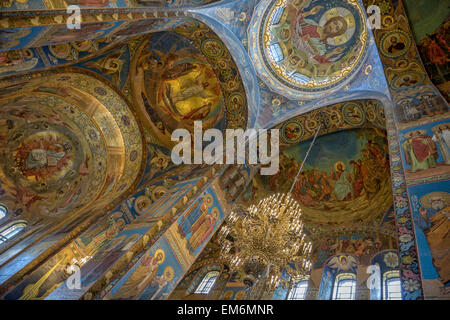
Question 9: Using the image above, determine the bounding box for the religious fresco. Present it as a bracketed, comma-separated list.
[137, 142, 174, 188]
[0, 69, 146, 295]
[0, 92, 107, 222]
[100, 184, 225, 300]
[207, 0, 256, 42]
[0, 0, 127, 10]
[187, 11, 260, 128]
[0, 48, 42, 77]
[130, 31, 225, 147]
[365, 0, 448, 299]
[2, 178, 196, 300]
[130, 24, 248, 149]
[0, 27, 46, 51]
[403, 0, 450, 102]
[366, 0, 449, 131]
[34, 22, 123, 47]
[219, 285, 246, 300]
[249, 0, 368, 99]
[317, 253, 358, 300]
[0, 22, 126, 52]
[170, 18, 251, 130]
[312, 232, 396, 268]
[393, 85, 449, 131]
[399, 119, 450, 184]
[102, 235, 181, 300]
[168, 234, 237, 300]
[0, 0, 447, 302]
[165, 187, 224, 270]
[0, 18, 186, 79]
[409, 180, 450, 299]
[261, 128, 393, 228]
[48, 71, 144, 205]
[135, 0, 221, 6]
[0, 38, 117, 78]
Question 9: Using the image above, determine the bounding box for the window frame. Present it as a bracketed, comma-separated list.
[194, 270, 219, 295]
[287, 279, 309, 300]
[0, 220, 27, 244]
[269, 43, 284, 63]
[383, 270, 401, 300]
[332, 273, 357, 300]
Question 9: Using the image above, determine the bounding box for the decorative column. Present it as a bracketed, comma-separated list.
[364, 0, 449, 300]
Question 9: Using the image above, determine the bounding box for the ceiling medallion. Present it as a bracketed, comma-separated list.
[253, 0, 368, 97]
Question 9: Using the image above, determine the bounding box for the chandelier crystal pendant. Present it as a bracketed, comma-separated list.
[218, 124, 323, 295]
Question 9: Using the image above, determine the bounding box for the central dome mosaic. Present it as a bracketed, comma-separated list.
[254, 0, 368, 95]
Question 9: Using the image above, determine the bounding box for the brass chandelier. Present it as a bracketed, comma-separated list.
[218, 124, 322, 294]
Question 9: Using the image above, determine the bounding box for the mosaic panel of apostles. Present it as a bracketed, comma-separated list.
[262, 0, 367, 91]
[262, 128, 393, 228]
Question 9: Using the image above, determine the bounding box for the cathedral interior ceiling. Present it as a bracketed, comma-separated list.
[0, 0, 445, 235]
[0, 0, 448, 302]
[0, 0, 408, 233]
[0, 0, 395, 135]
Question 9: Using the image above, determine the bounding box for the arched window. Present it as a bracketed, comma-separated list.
[271, 7, 283, 24]
[195, 271, 219, 294]
[383, 270, 401, 300]
[370, 250, 401, 300]
[270, 43, 284, 63]
[287, 280, 308, 300]
[0, 221, 27, 244]
[318, 254, 358, 300]
[332, 273, 356, 300]
[0, 204, 7, 220]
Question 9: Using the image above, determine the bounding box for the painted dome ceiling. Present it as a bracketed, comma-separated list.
[0, 72, 143, 223]
[264, 127, 392, 228]
[130, 22, 248, 149]
[240, 118, 392, 232]
[236, 99, 393, 231]
[249, 0, 368, 99]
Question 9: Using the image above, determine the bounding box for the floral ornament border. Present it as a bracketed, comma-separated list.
[384, 105, 423, 300]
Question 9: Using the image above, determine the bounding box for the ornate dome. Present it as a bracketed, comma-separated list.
[249, 0, 368, 99]
[0, 72, 143, 222]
